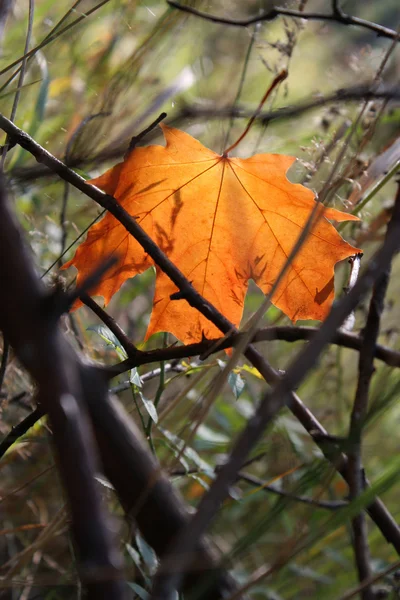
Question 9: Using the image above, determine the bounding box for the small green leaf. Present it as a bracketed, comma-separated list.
[160, 427, 214, 476]
[126, 544, 141, 567]
[138, 391, 158, 423]
[135, 533, 158, 574]
[228, 370, 246, 399]
[94, 475, 114, 490]
[217, 359, 246, 399]
[127, 582, 149, 600]
[196, 424, 229, 444]
[130, 367, 143, 388]
[88, 325, 128, 360]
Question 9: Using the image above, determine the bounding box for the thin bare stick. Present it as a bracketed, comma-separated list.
[223, 70, 287, 155]
[181, 86, 400, 126]
[81, 294, 140, 359]
[104, 325, 400, 377]
[167, 1, 399, 41]
[347, 182, 400, 598]
[0, 176, 126, 598]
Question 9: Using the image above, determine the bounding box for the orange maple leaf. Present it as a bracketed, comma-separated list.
[63, 125, 360, 344]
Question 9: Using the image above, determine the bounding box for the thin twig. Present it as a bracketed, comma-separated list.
[0, 0, 34, 162]
[0, 406, 43, 460]
[167, 1, 399, 41]
[105, 325, 400, 378]
[181, 86, 400, 126]
[81, 293, 140, 359]
[0, 336, 9, 396]
[237, 471, 347, 510]
[347, 182, 400, 598]
[127, 112, 167, 153]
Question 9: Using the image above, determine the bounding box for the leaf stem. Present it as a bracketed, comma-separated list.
[222, 69, 288, 156]
[222, 26, 258, 150]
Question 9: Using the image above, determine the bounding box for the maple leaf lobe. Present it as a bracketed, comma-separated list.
[63, 124, 360, 344]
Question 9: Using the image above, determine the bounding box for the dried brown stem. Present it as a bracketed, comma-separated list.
[347, 182, 400, 598]
[0, 176, 126, 599]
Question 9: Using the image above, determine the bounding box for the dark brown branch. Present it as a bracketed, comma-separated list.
[182, 86, 400, 127]
[0, 177, 245, 599]
[80, 293, 140, 359]
[237, 471, 348, 510]
[151, 188, 400, 599]
[0, 335, 9, 395]
[80, 365, 247, 600]
[0, 176, 126, 599]
[127, 112, 167, 152]
[167, 1, 399, 41]
[347, 183, 400, 598]
[105, 325, 400, 378]
[0, 372, 246, 599]
[0, 405, 43, 459]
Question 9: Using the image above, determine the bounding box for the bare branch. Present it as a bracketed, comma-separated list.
[0, 176, 126, 598]
[237, 471, 348, 510]
[80, 365, 248, 600]
[347, 182, 400, 598]
[151, 185, 400, 599]
[81, 293, 140, 359]
[105, 325, 400, 378]
[167, 1, 399, 41]
[8, 86, 399, 186]
[0, 406, 43, 460]
[181, 86, 400, 126]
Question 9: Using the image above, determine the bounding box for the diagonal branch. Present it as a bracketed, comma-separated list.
[0, 173, 246, 600]
[150, 183, 400, 599]
[80, 365, 246, 599]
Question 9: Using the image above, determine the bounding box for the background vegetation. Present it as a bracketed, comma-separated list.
[0, 1, 399, 599]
